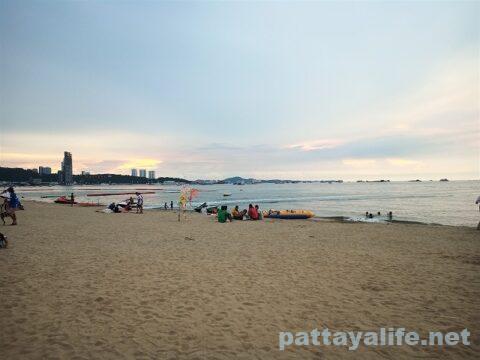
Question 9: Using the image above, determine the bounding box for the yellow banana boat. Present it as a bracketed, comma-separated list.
[263, 209, 315, 219]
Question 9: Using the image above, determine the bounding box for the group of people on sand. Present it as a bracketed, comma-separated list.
[107, 192, 144, 214]
[1, 187, 21, 226]
[217, 204, 263, 223]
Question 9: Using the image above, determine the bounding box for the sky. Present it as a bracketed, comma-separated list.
[0, 1, 478, 181]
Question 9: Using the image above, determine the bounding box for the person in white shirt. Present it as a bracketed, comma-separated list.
[136, 192, 144, 214]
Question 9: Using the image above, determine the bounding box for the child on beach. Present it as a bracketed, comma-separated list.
[255, 205, 263, 220]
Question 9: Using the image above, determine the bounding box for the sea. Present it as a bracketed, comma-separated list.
[14, 180, 480, 227]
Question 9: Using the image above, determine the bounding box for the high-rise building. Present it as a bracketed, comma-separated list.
[139, 169, 147, 178]
[39, 166, 52, 175]
[60, 151, 73, 185]
[131, 169, 138, 177]
[148, 170, 156, 179]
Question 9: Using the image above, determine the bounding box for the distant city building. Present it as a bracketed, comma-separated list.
[32, 168, 39, 174]
[131, 169, 138, 177]
[60, 151, 73, 185]
[148, 171, 156, 179]
[39, 166, 52, 175]
[139, 169, 147, 178]
[81, 171, 90, 175]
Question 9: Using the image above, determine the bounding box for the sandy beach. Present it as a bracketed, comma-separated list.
[0, 201, 479, 359]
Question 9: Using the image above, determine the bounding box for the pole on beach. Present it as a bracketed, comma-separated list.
[178, 201, 187, 222]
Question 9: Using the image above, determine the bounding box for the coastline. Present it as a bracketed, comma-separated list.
[31, 199, 475, 229]
[15, 180, 480, 227]
[1, 201, 479, 359]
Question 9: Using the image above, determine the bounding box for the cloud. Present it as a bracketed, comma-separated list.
[286, 139, 344, 152]
[1, 49, 477, 180]
[386, 158, 422, 167]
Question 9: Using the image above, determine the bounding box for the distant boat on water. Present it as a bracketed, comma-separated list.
[439, 178, 449, 182]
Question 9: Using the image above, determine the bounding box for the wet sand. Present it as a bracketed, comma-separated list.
[0, 201, 479, 359]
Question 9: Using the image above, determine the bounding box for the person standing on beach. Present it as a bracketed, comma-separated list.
[170, 200, 173, 210]
[476, 195, 480, 230]
[1, 187, 19, 225]
[136, 192, 144, 214]
[70, 193, 74, 207]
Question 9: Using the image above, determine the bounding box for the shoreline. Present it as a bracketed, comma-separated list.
[26, 200, 478, 229]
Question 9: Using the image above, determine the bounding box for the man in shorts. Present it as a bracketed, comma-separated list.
[136, 192, 144, 214]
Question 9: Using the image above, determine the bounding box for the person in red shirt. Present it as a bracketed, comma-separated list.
[248, 203, 259, 220]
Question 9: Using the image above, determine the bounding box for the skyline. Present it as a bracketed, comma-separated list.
[1, 1, 479, 181]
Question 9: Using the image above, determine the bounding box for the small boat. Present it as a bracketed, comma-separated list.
[223, 193, 232, 197]
[54, 196, 77, 204]
[194, 202, 207, 213]
[263, 209, 315, 220]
